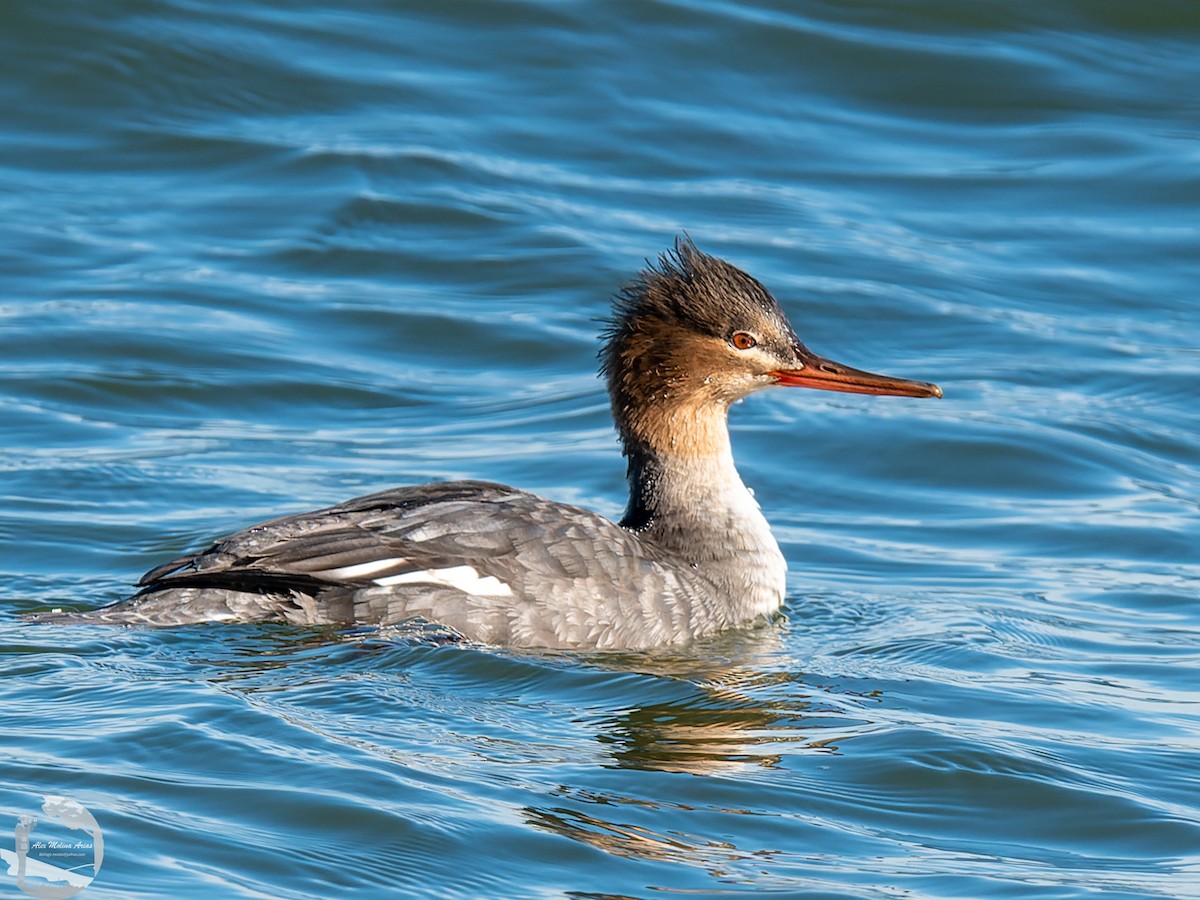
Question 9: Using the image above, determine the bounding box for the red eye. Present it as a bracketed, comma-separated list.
[731, 332, 757, 351]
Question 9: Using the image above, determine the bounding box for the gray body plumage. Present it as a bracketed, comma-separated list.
[88, 478, 783, 649]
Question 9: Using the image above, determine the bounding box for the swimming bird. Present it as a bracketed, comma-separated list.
[62, 238, 940, 648]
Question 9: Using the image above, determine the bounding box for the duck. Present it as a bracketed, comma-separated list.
[57, 238, 940, 648]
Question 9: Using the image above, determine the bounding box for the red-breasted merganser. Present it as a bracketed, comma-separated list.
[58, 238, 940, 648]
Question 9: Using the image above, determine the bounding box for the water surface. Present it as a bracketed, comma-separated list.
[1, 1, 1198, 897]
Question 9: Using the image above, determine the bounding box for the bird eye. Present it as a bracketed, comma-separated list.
[731, 332, 757, 351]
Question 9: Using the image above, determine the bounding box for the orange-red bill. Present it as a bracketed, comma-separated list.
[770, 347, 941, 399]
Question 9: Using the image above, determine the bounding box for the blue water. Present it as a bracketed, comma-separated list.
[2, 1, 1198, 897]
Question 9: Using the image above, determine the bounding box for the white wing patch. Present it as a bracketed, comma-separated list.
[372, 565, 514, 598]
[321, 558, 406, 580]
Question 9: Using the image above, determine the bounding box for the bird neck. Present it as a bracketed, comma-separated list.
[616, 402, 786, 618]
[618, 410, 760, 543]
